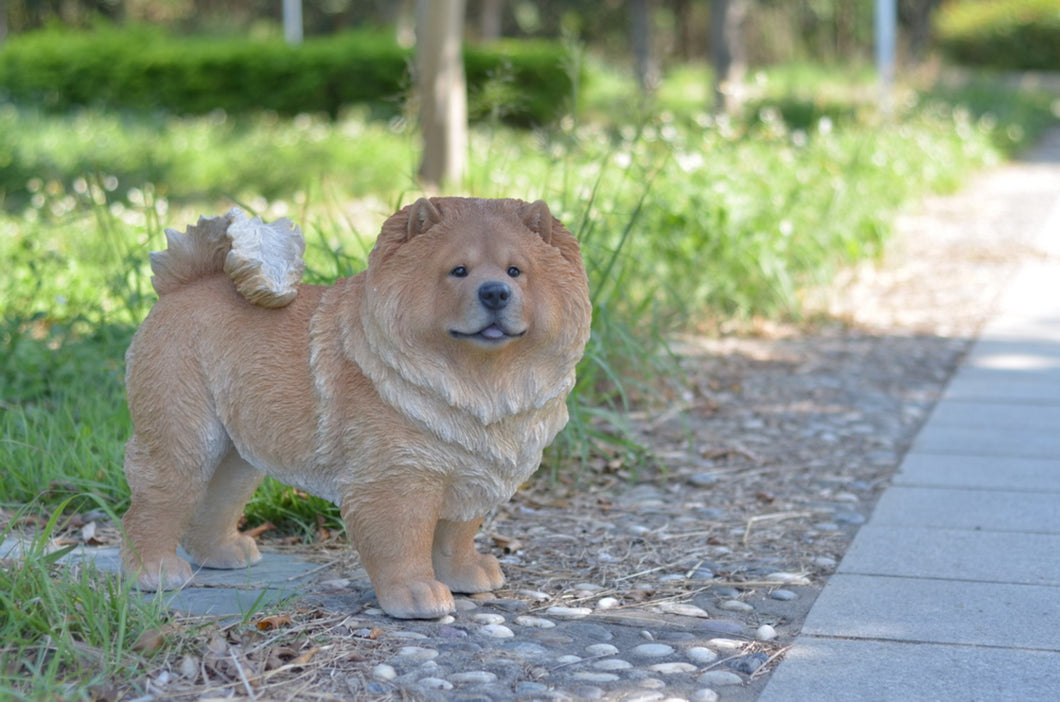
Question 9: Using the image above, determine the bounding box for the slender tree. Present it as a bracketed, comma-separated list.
[710, 0, 747, 115]
[416, 0, 468, 189]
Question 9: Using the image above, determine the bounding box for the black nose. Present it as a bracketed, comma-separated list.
[478, 281, 511, 310]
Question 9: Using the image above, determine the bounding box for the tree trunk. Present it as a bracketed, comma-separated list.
[416, 0, 468, 189]
[710, 0, 747, 116]
[630, 0, 658, 95]
[479, 0, 504, 41]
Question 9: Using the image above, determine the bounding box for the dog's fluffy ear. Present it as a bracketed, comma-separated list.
[520, 200, 553, 245]
[407, 198, 443, 240]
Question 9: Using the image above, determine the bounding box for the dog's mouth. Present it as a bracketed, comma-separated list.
[450, 323, 526, 343]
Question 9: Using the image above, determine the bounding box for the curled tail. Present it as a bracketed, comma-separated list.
[150, 208, 306, 308]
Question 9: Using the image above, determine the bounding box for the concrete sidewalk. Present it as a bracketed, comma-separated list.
[759, 165, 1060, 699]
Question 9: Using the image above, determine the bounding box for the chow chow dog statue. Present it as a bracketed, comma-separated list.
[120, 197, 591, 619]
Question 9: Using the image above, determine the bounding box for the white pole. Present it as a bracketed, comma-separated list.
[875, 0, 896, 114]
[284, 0, 303, 45]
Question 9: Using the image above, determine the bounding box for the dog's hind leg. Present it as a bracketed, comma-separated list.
[120, 428, 224, 591]
[180, 450, 264, 570]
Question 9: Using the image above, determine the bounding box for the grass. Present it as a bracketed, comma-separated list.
[0, 55, 1056, 698]
[0, 498, 172, 700]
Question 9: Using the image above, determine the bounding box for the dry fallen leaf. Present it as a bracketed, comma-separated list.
[256, 615, 293, 631]
[132, 624, 178, 654]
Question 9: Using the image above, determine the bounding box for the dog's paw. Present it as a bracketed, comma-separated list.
[376, 578, 455, 619]
[184, 534, 262, 570]
[126, 553, 194, 592]
[436, 552, 505, 594]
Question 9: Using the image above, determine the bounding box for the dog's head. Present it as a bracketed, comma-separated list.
[367, 197, 589, 356]
[361, 197, 591, 417]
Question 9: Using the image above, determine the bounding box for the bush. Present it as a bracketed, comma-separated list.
[935, 0, 1060, 71]
[0, 25, 574, 125]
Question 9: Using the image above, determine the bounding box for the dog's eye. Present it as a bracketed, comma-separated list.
[507, 266, 521, 278]
[450, 266, 468, 278]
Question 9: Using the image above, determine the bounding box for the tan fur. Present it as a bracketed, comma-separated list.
[120, 197, 592, 619]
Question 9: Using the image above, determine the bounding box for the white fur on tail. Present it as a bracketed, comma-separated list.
[149, 208, 306, 308]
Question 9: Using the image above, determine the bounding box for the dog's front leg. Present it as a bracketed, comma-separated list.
[432, 517, 505, 594]
[341, 485, 454, 619]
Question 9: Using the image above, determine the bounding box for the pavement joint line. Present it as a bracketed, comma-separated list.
[795, 634, 1060, 655]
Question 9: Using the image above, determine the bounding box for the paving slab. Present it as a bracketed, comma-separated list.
[925, 399, 1060, 429]
[943, 368, 1060, 403]
[799, 573, 1060, 650]
[758, 638, 1060, 702]
[869, 486, 1060, 532]
[895, 453, 1060, 491]
[911, 421, 1060, 458]
[836, 524, 1060, 585]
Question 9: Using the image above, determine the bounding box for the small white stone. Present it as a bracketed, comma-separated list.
[472, 613, 506, 625]
[596, 596, 621, 610]
[765, 572, 811, 585]
[585, 643, 620, 656]
[691, 689, 720, 702]
[592, 658, 633, 671]
[756, 624, 778, 641]
[573, 672, 620, 683]
[573, 582, 603, 591]
[685, 646, 719, 664]
[546, 606, 592, 619]
[453, 598, 478, 611]
[479, 624, 515, 639]
[555, 654, 583, 665]
[396, 646, 439, 660]
[372, 664, 397, 681]
[436, 615, 455, 624]
[660, 603, 710, 618]
[514, 615, 556, 629]
[697, 670, 744, 686]
[631, 643, 674, 658]
[708, 638, 744, 651]
[718, 599, 754, 612]
[638, 678, 666, 690]
[450, 671, 498, 684]
[518, 589, 552, 602]
[418, 677, 453, 690]
[649, 662, 698, 674]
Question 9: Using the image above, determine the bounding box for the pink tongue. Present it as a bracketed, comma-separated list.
[481, 325, 505, 340]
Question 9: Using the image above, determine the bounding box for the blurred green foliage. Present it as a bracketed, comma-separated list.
[936, 0, 1060, 71]
[0, 24, 575, 125]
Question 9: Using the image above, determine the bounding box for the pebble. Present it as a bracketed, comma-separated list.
[585, 643, 619, 656]
[834, 511, 866, 525]
[449, 671, 498, 684]
[756, 624, 778, 641]
[546, 606, 593, 619]
[472, 613, 506, 625]
[518, 589, 552, 602]
[729, 652, 769, 675]
[691, 689, 720, 702]
[596, 596, 621, 609]
[372, 663, 397, 681]
[478, 624, 515, 639]
[689, 472, 720, 487]
[573, 671, 621, 683]
[765, 572, 811, 586]
[717, 599, 754, 613]
[592, 658, 633, 671]
[418, 677, 453, 690]
[708, 638, 744, 651]
[556, 654, 583, 665]
[660, 603, 709, 618]
[396, 646, 438, 661]
[697, 670, 745, 686]
[770, 589, 798, 601]
[685, 647, 719, 664]
[514, 615, 556, 629]
[698, 619, 744, 636]
[649, 662, 698, 674]
[622, 693, 665, 702]
[631, 643, 675, 658]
